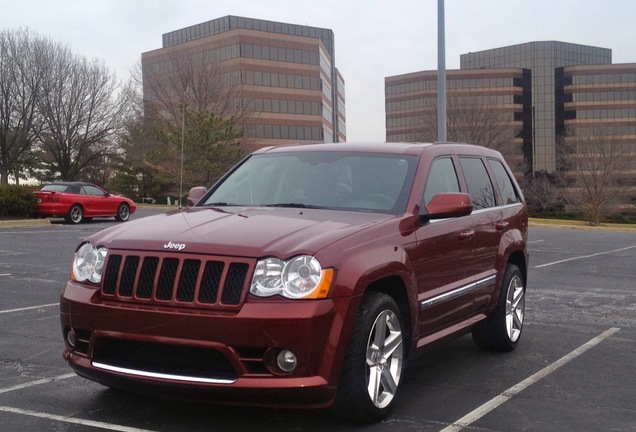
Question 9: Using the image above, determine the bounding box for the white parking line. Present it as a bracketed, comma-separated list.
[0, 374, 157, 431]
[0, 373, 76, 395]
[0, 273, 11, 276]
[534, 245, 636, 268]
[0, 406, 157, 432]
[440, 327, 620, 432]
[0, 303, 58, 314]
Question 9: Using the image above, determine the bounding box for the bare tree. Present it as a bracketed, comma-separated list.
[0, 29, 48, 184]
[517, 171, 564, 215]
[142, 49, 246, 124]
[560, 126, 635, 225]
[416, 94, 523, 170]
[417, 95, 516, 146]
[36, 47, 130, 181]
[115, 52, 248, 198]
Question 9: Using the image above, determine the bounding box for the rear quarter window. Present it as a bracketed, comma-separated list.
[488, 158, 521, 205]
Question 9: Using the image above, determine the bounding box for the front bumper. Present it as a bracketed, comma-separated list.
[60, 280, 356, 408]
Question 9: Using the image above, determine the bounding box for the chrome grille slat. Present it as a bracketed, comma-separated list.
[101, 252, 252, 310]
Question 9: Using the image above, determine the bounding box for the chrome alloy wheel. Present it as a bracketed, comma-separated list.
[366, 309, 404, 409]
[117, 204, 130, 222]
[71, 208, 82, 222]
[505, 274, 525, 342]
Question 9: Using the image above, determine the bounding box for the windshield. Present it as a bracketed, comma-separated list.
[200, 151, 418, 214]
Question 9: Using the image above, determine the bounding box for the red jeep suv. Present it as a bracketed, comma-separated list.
[60, 142, 528, 422]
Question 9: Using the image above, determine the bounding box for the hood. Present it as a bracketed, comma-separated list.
[88, 206, 393, 258]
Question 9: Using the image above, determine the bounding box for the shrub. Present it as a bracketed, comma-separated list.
[606, 213, 636, 224]
[0, 185, 38, 218]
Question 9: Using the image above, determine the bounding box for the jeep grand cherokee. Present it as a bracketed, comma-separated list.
[60, 142, 528, 422]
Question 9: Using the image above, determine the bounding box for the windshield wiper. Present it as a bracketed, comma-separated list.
[262, 203, 326, 209]
[201, 202, 236, 207]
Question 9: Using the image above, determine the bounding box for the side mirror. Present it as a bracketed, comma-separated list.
[187, 186, 207, 206]
[419, 193, 473, 222]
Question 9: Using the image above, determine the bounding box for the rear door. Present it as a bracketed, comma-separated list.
[457, 156, 502, 310]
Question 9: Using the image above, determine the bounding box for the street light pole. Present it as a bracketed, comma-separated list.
[437, 0, 447, 143]
[179, 99, 185, 209]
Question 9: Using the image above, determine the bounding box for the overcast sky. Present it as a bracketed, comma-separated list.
[2, 0, 635, 143]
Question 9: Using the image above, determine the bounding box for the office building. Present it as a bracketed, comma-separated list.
[385, 67, 532, 171]
[142, 15, 346, 148]
[386, 41, 636, 173]
[460, 41, 612, 173]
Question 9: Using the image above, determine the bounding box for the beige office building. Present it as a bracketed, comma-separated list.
[142, 16, 346, 148]
[385, 67, 532, 171]
[386, 41, 636, 172]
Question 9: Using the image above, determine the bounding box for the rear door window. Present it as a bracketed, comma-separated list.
[458, 157, 496, 210]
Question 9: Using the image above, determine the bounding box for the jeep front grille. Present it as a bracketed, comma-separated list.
[101, 252, 253, 310]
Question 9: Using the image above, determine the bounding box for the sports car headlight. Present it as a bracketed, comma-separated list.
[250, 255, 333, 299]
[72, 242, 108, 284]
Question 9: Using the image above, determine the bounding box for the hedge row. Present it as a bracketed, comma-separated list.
[0, 185, 38, 218]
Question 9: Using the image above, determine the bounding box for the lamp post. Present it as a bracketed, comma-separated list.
[437, 0, 447, 143]
[179, 97, 185, 209]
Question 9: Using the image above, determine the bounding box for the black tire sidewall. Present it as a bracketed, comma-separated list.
[473, 264, 525, 352]
[66, 205, 83, 224]
[332, 292, 404, 423]
[116, 203, 130, 221]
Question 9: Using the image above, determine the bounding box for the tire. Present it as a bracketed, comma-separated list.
[65, 204, 83, 224]
[472, 264, 525, 352]
[332, 292, 405, 423]
[115, 203, 131, 222]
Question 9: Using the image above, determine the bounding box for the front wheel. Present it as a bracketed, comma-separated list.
[115, 203, 131, 222]
[332, 292, 405, 423]
[472, 264, 525, 352]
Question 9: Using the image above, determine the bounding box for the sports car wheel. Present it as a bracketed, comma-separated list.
[115, 203, 131, 222]
[332, 292, 404, 423]
[65, 204, 83, 224]
[472, 264, 525, 352]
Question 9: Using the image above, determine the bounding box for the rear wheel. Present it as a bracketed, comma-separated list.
[115, 203, 131, 222]
[472, 264, 525, 352]
[65, 204, 83, 224]
[332, 292, 405, 423]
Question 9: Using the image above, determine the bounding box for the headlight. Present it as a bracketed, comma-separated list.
[250, 255, 333, 299]
[72, 242, 108, 284]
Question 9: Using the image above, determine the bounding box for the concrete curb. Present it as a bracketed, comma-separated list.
[0, 219, 51, 228]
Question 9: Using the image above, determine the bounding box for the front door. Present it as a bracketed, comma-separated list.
[413, 156, 478, 336]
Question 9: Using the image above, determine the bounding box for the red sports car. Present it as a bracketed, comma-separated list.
[33, 182, 136, 224]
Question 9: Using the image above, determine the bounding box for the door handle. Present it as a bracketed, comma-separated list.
[495, 222, 509, 231]
[458, 230, 475, 241]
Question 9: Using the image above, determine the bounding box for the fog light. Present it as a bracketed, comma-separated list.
[276, 350, 297, 373]
[66, 328, 77, 349]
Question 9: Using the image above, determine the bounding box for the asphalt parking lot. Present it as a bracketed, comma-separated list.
[1, 210, 635, 431]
